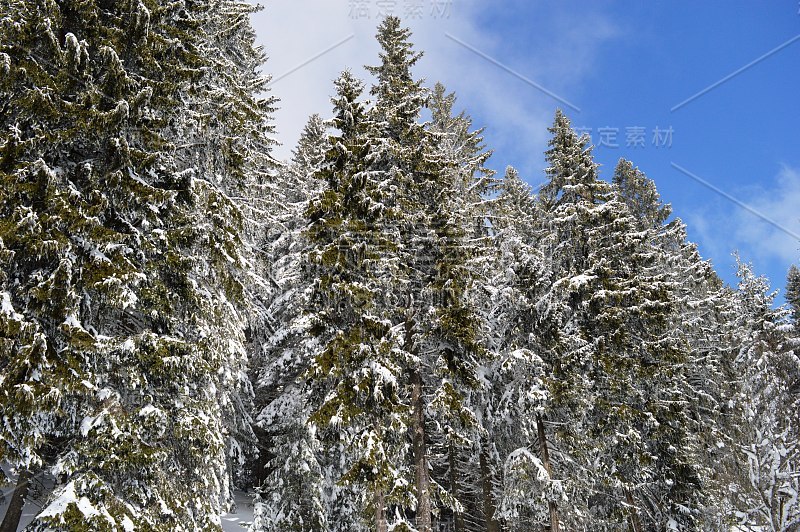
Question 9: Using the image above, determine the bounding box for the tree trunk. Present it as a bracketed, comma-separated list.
[376, 489, 388, 532]
[405, 313, 432, 532]
[624, 489, 643, 532]
[412, 367, 432, 532]
[536, 413, 560, 532]
[480, 447, 500, 532]
[0, 469, 32, 532]
[449, 444, 465, 532]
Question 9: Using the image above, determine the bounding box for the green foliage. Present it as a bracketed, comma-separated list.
[0, 0, 265, 528]
[786, 264, 800, 321]
[1, 7, 794, 531]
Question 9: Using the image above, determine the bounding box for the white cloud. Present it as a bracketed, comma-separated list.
[732, 165, 800, 265]
[249, 0, 620, 172]
[686, 165, 800, 286]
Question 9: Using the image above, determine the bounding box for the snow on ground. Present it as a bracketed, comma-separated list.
[0, 479, 770, 532]
[0, 464, 55, 531]
[221, 490, 255, 531]
[2, 461, 254, 532]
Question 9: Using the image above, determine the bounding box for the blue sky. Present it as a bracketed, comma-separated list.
[252, 0, 800, 299]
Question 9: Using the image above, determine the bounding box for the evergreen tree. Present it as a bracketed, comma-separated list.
[614, 160, 743, 528]
[613, 158, 671, 231]
[534, 110, 619, 530]
[425, 83, 499, 532]
[613, 158, 720, 529]
[302, 68, 408, 531]
[536, 112, 705, 530]
[733, 259, 800, 531]
[175, 0, 280, 509]
[249, 114, 331, 531]
[300, 18, 490, 531]
[786, 265, 800, 322]
[485, 167, 562, 532]
[663, 223, 739, 529]
[0, 0, 268, 529]
[367, 19, 489, 532]
[291, 114, 329, 188]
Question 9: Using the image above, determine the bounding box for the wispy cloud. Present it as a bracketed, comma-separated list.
[249, 0, 620, 172]
[733, 165, 800, 265]
[686, 165, 800, 284]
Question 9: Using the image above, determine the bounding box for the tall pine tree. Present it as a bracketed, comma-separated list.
[0, 0, 271, 528]
[733, 259, 800, 531]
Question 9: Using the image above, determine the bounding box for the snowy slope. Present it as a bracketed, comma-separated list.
[1, 464, 253, 532]
[221, 491, 255, 531]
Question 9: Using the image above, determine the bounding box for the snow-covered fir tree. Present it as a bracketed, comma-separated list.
[612, 158, 715, 530]
[173, 0, 280, 510]
[732, 259, 800, 531]
[534, 113, 708, 530]
[424, 82, 501, 532]
[2, 8, 798, 532]
[298, 18, 492, 531]
[614, 158, 745, 529]
[483, 166, 563, 532]
[0, 0, 273, 529]
[249, 114, 331, 531]
[786, 265, 800, 323]
[300, 67, 408, 531]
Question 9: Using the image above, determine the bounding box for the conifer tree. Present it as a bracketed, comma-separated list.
[368, 19, 490, 531]
[613, 158, 718, 528]
[486, 167, 562, 532]
[425, 82, 499, 532]
[249, 114, 331, 531]
[662, 223, 739, 529]
[613, 158, 671, 231]
[733, 260, 800, 531]
[536, 113, 705, 530]
[0, 0, 269, 529]
[786, 265, 800, 322]
[302, 68, 408, 531]
[291, 114, 329, 187]
[300, 19, 490, 531]
[534, 111, 617, 530]
[615, 158, 744, 527]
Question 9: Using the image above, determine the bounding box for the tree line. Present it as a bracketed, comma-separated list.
[0, 3, 798, 531]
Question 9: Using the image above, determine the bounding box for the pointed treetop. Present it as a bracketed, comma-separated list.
[613, 158, 672, 230]
[429, 82, 456, 126]
[497, 166, 537, 228]
[736, 255, 776, 317]
[292, 113, 328, 172]
[365, 16, 425, 131]
[366, 16, 423, 85]
[786, 264, 800, 320]
[331, 70, 367, 139]
[540, 109, 600, 205]
[427, 81, 494, 192]
[501, 166, 533, 200]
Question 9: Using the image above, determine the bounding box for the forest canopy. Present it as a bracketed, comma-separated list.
[0, 3, 798, 531]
